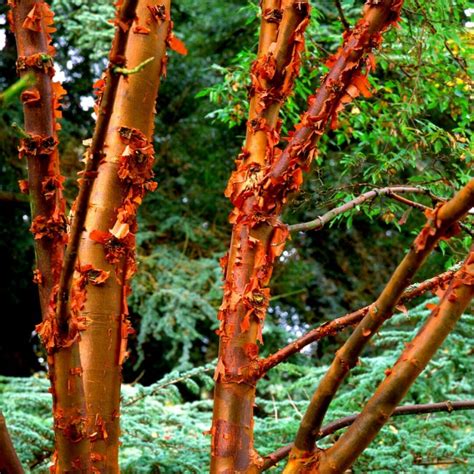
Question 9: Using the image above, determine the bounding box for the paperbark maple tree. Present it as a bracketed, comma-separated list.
[5, 0, 473, 472]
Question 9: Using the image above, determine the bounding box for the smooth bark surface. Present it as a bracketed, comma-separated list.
[261, 399, 474, 470]
[0, 412, 24, 474]
[314, 248, 474, 472]
[286, 179, 474, 470]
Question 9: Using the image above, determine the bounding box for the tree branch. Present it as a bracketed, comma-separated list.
[288, 186, 427, 232]
[55, 0, 139, 335]
[0, 191, 29, 204]
[261, 399, 474, 470]
[334, 0, 349, 31]
[0, 412, 24, 474]
[314, 249, 474, 472]
[284, 179, 474, 468]
[257, 264, 459, 377]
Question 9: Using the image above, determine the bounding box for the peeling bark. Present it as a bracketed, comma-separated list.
[9, 1, 90, 470]
[212, 1, 406, 471]
[74, 1, 172, 470]
[211, 2, 310, 471]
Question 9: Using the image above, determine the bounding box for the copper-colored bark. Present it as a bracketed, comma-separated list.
[75, 1, 171, 470]
[56, 0, 139, 334]
[213, 1, 406, 471]
[313, 248, 474, 473]
[262, 399, 474, 470]
[0, 412, 24, 474]
[9, 1, 90, 470]
[285, 179, 474, 470]
[211, 2, 310, 471]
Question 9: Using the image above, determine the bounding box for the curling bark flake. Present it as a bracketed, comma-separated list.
[73, 1, 174, 470]
[211, 1, 310, 472]
[9, 1, 90, 470]
[211, 0, 404, 471]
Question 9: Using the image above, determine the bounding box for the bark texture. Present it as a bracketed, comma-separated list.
[211, 1, 310, 471]
[9, 2, 90, 470]
[212, 0, 403, 471]
[75, 1, 172, 470]
[312, 248, 474, 473]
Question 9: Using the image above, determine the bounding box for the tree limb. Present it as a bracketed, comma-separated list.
[284, 179, 474, 469]
[288, 186, 427, 232]
[261, 399, 474, 470]
[257, 264, 459, 377]
[55, 0, 139, 335]
[314, 248, 474, 472]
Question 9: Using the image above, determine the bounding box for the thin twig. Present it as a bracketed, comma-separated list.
[261, 399, 474, 470]
[334, 0, 350, 30]
[288, 186, 427, 232]
[123, 367, 214, 407]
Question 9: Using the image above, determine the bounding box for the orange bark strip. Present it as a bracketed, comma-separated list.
[211, 2, 310, 472]
[0, 412, 24, 474]
[313, 249, 474, 473]
[76, 1, 170, 470]
[56, 0, 138, 336]
[258, 266, 458, 377]
[9, 1, 90, 470]
[284, 179, 474, 470]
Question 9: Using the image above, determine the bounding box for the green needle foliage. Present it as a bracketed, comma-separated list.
[2, 298, 472, 472]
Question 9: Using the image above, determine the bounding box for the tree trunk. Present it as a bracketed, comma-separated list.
[74, 1, 171, 470]
[10, 2, 90, 470]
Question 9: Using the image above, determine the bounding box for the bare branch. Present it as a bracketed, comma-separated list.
[334, 0, 350, 30]
[289, 186, 427, 232]
[0, 191, 29, 204]
[261, 399, 474, 470]
[315, 250, 474, 472]
[285, 180, 474, 465]
[257, 265, 459, 377]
